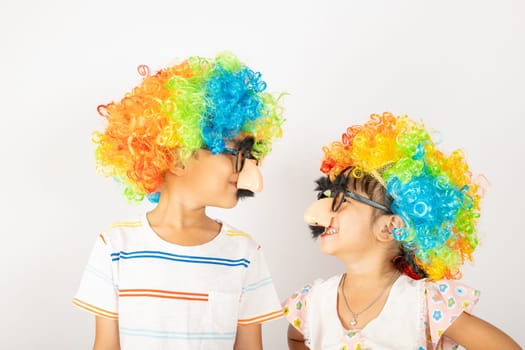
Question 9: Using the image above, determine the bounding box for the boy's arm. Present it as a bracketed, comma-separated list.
[94, 316, 120, 350]
[444, 312, 522, 349]
[233, 324, 262, 350]
[287, 324, 308, 350]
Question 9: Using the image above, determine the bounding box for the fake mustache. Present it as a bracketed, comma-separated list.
[236, 189, 255, 200]
[309, 225, 325, 238]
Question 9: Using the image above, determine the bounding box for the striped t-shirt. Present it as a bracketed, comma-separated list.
[73, 215, 283, 349]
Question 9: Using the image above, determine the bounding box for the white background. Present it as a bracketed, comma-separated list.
[1, 0, 524, 348]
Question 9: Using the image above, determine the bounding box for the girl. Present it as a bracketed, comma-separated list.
[283, 112, 521, 349]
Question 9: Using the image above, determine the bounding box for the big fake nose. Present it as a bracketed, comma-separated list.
[237, 159, 263, 193]
[303, 198, 333, 226]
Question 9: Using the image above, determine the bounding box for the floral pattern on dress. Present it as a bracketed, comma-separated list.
[282, 280, 369, 350]
[425, 280, 480, 349]
[283, 277, 480, 350]
[282, 283, 312, 336]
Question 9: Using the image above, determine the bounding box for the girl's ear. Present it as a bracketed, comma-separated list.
[376, 215, 405, 242]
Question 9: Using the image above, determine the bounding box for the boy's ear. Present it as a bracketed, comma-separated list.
[168, 149, 203, 176]
[376, 215, 405, 242]
[168, 162, 186, 176]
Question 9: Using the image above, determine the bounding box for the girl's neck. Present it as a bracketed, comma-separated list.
[342, 256, 399, 288]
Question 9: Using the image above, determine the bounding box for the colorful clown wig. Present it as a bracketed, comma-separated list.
[93, 52, 285, 202]
[320, 112, 484, 281]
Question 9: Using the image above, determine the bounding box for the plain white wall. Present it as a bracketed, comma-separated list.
[1, 0, 524, 348]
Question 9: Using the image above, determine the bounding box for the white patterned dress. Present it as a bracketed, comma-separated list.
[283, 274, 479, 350]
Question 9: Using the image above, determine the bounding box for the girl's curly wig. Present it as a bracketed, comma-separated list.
[320, 112, 484, 281]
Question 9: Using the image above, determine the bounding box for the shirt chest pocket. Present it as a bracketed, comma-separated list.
[207, 291, 241, 333]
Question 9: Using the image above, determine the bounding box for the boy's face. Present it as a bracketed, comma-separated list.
[177, 136, 263, 209]
[225, 136, 264, 197]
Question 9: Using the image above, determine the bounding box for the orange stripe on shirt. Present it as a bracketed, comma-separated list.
[72, 298, 118, 320]
[238, 309, 284, 326]
[119, 293, 208, 301]
[119, 289, 208, 297]
[99, 234, 107, 245]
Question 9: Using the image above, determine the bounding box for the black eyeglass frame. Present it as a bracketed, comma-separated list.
[222, 147, 259, 173]
[330, 189, 392, 213]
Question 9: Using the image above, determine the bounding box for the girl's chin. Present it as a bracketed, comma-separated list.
[319, 236, 340, 255]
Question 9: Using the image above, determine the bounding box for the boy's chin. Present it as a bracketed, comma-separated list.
[214, 198, 239, 209]
[209, 190, 255, 209]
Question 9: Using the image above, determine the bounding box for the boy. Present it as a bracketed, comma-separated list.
[73, 53, 285, 350]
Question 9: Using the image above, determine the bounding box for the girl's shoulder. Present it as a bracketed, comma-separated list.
[422, 278, 481, 349]
[393, 275, 480, 301]
[284, 274, 342, 302]
[282, 274, 342, 337]
[283, 274, 340, 305]
[423, 279, 480, 304]
[311, 274, 343, 292]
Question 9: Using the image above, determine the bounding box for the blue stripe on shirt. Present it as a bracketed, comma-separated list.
[243, 277, 273, 293]
[110, 250, 250, 268]
[120, 327, 236, 340]
[85, 264, 114, 286]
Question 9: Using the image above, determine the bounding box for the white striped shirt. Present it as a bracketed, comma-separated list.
[73, 215, 283, 349]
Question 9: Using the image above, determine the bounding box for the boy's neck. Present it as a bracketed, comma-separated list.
[145, 198, 222, 246]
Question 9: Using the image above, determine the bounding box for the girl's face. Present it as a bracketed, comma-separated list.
[304, 193, 379, 257]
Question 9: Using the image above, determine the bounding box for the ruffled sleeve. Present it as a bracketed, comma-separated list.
[425, 280, 480, 349]
[282, 282, 316, 336]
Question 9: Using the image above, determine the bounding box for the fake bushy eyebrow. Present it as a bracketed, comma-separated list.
[315, 175, 392, 213]
[237, 136, 255, 150]
[230, 137, 259, 161]
[315, 177, 333, 199]
[314, 176, 347, 195]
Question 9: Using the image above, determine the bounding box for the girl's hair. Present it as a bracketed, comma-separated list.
[316, 169, 427, 279]
[93, 52, 285, 203]
[319, 112, 484, 281]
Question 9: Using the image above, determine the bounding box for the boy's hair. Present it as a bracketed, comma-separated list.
[318, 112, 484, 281]
[93, 53, 285, 202]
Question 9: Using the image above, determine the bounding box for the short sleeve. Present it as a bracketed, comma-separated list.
[237, 245, 283, 326]
[282, 282, 314, 336]
[72, 234, 119, 320]
[425, 280, 480, 349]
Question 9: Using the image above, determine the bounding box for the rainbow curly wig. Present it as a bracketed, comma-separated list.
[320, 112, 484, 281]
[93, 52, 285, 202]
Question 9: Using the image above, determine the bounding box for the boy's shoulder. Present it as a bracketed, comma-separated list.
[102, 217, 144, 235]
[221, 222, 254, 239]
[104, 219, 144, 232]
[219, 221, 261, 251]
[97, 215, 146, 246]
